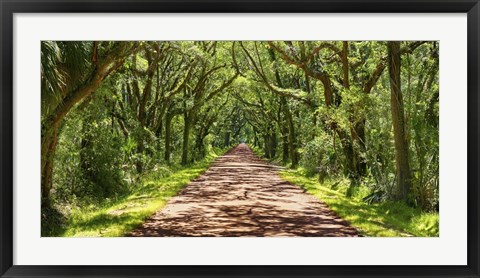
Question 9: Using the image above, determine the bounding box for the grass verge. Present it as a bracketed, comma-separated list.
[56, 149, 224, 237]
[280, 169, 439, 237]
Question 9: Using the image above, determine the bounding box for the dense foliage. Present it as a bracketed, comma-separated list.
[41, 41, 439, 235]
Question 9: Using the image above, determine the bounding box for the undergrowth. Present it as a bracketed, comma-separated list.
[280, 168, 439, 237]
[43, 148, 225, 237]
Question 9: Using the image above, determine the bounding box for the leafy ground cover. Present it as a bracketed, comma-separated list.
[280, 169, 439, 237]
[50, 149, 224, 237]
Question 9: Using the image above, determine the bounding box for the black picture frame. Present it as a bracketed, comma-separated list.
[1, 0, 479, 277]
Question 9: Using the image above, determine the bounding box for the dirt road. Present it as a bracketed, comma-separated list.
[129, 144, 359, 237]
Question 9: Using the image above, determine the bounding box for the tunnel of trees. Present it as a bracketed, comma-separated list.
[41, 41, 439, 233]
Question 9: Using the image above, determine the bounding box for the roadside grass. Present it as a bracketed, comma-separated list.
[280, 169, 439, 237]
[57, 149, 224, 237]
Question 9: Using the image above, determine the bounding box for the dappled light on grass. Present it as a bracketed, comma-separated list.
[280, 170, 439, 237]
[60, 152, 221, 237]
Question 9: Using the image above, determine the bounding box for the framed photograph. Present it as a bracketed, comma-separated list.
[1, 0, 479, 277]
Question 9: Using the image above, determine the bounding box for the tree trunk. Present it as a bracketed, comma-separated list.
[281, 131, 289, 163]
[388, 41, 412, 202]
[279, 102, 289, 163]
[155, 119, 163, 138]
[353, 119, 367, 176]
[164, 109, 173, 164]
[264, 134, 271, 158]
[284, 103, 298, 167]
[134, 52, 157, 174]
[41, 126, 59, 207]
[264, 131, 275, 159]
[336, 129, 356, 179]
[224, 131, 231, 148]
[195, 128, 207, 160]
[272, 137, 277, 158]
[181, 112, 192, 165]
[271, 50, 297, 165]
[269, 128, 277, 159]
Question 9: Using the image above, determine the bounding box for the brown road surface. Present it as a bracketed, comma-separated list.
[128, 144, 359, 237]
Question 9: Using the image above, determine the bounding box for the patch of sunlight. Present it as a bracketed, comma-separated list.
[279, 170, 439, 237]
[60, 150, 225, 237]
